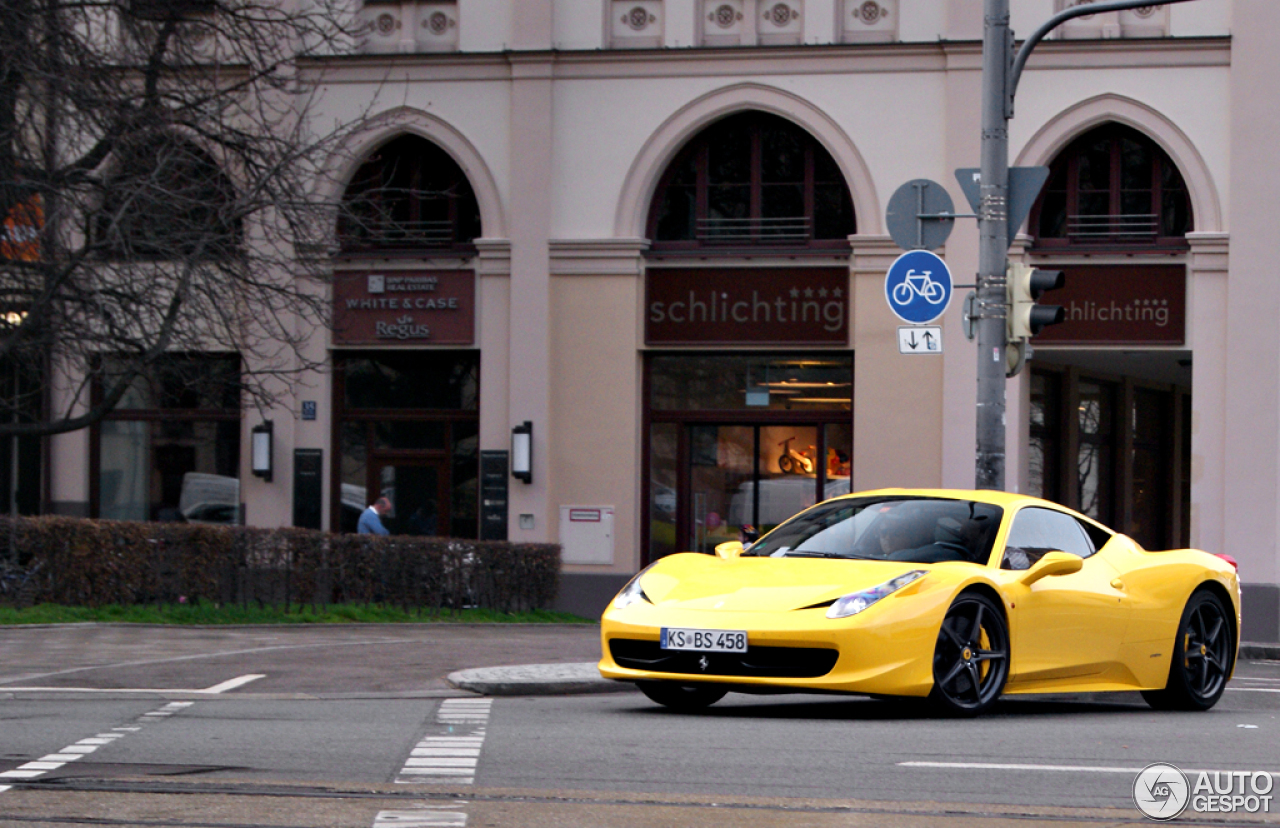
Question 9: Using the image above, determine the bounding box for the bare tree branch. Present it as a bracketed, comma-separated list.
[0, 0, 367, 438]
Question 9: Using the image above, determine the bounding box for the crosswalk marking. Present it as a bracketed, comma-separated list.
[373, 801, 469, 827]
[394, 698, 492, 786]
[0, 701, 194, 788]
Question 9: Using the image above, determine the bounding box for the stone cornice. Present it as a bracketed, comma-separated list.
[549, 238, 649, 276]
[302, 37, 1230, 85]
[1187, 232, 1230, 276]
[849, 235, 903, 274]
[474, 238, 512, 277]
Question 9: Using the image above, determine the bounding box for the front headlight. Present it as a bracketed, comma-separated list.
[612, 565, 655, 609]
[826, 570, 926, 619]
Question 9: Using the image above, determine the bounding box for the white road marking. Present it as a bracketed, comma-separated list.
[373, 801, 469, 827]
[395, 699, 492, 786]
[0, 700, 194, 791]
[201, 674, 266, 694]
[4, 672, 266, 695]
[900, 761, 1280, 777]
[1227, 687, 1280, 693]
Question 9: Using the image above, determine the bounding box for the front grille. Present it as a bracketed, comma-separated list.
[609, 638, 838, 679]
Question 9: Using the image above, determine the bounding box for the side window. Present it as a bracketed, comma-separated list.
[1002, 507, 1096, 570]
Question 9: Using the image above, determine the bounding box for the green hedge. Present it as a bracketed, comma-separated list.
[0, 516, 559, 613]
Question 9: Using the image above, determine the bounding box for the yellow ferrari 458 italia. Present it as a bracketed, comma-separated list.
[599, 489, 1240, 716]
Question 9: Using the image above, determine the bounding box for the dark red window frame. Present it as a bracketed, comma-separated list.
[338, 134, 481, 256]
[1029, 123, 1192, 252]
[647, 112, 856, 255]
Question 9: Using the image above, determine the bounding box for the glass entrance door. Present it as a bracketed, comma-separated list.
[371, 460, 448, 536]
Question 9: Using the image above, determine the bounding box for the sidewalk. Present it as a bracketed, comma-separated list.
[447, 642, 1280, 697]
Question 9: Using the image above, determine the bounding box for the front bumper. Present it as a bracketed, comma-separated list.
[598, 598, 943, 697]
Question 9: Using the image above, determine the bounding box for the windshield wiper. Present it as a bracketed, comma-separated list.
[781, 551, 846, 559]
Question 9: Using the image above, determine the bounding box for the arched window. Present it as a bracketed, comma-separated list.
[339, 135, 481, 253]
[648, 112, 855, 252]
[100, 138, 241, 260]
[1030, 124, 1191, 250]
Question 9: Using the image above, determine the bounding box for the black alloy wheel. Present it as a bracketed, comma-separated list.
[929, 592, 1010, 717]
[1143, 588, 1234, 711]
[636, 681, 728, 711]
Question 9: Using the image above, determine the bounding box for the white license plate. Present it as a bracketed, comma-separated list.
[660, 628, 748, 653]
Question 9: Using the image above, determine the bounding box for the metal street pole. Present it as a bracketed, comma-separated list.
[974, 0, 1010, 490]
[973, 0, 1202, 491]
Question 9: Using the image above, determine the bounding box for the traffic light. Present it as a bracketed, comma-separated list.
[1005, 263, 1064, 377]
[1006, 262, 1064, 341]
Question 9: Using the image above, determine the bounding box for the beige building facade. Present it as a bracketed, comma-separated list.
[32, 0, 1280, 642]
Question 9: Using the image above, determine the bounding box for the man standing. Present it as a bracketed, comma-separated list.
[358, 497, 392, 535]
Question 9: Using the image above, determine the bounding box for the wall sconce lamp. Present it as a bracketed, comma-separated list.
[251, 420, 274, 482]
[511, 420, 533, 484]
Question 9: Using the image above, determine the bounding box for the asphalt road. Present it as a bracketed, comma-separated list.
[1, 624, 1278, 827]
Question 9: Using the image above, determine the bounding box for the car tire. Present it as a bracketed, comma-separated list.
[929, 592, 1010, 717]
[636, 681, 728, 711]
[1142, 588, 1234, 712]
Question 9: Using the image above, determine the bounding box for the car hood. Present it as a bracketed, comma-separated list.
[638, 553, 934, 612]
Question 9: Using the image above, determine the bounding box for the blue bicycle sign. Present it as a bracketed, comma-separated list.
[885, 249, 953, 324]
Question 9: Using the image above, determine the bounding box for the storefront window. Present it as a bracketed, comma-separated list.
[1030, 366, 1187, 550]
[650, 354, 851, 412]
[335, 351, 479, 537]
[824, 421, 853, 497]
[95, 354, 241, 523]
[344, 352, 478, 410]
[0, 356, 43, 516]
[645, 353, 852, 560]
[1028, 369, 1061, 501]
[648, 422, 679, 561]
[1076, 380, 1114, 523]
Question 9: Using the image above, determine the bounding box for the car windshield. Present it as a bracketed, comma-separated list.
[743, 496, 1003, 565]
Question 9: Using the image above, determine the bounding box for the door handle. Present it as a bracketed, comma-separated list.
[1110, 578, 1125, 590]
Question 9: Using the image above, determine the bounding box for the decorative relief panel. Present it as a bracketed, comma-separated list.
[359, 1, 458, 53]
[841, 0, 895, 44]
[415, 2, 459, 51]
[700, 0, 747, 47]
[359, 2, 406, 53]
[1056, 1, 1168, 39]
[1117, 4, 1169, 38]
[610, 0, 663, 48]
[758, 1, 802, 46]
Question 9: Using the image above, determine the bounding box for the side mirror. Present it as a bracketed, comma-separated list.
[1019, 550, 1083, 585]
[715, 540, 745, 560]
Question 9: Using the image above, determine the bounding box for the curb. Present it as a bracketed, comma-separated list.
[1241, 642, 1280, 661]
[446, 662, 636, 697]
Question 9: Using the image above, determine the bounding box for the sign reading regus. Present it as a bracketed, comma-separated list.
[333, 270, 475, 345]
[646, 267, 849, 346]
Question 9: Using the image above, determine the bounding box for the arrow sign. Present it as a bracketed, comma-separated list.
[954, 166, 1050, 249]
[898, 325, 942, 354]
